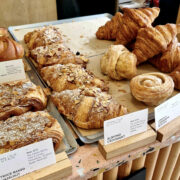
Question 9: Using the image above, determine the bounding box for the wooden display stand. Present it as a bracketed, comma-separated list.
[98, 125, 156, 160]
[151, 116, 180, 142]
[18, 152, 72, 180]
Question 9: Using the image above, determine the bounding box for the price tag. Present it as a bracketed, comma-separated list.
[0, 138, 56, 180]
[155, 93, 180, 130]
[104, 109, 148, 145]
[0, 59, 26, 84]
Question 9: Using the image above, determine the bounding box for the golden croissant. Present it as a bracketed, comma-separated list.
[0, 36, 24, 61]
[101, 45, 137, 80]
[149, 38, 180, 73]
[133, 23, 180, 65]
[52, 87, 127, 129]
[115, 7, 160, 45]
[96, 12, 123, 40]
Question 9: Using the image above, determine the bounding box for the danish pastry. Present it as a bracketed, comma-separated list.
[130, 72, 174, 106]
[41, 63, 108, 92]
[51, 87, 127, 129]
[0, 111, 64, 154]
[0, 80, 47, 121]
[101, 45, 137, 80]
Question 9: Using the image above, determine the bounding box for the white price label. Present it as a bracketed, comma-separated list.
[0, 59, 26, 84]
[104, 109, 148, 145]
[0, 138, 56, 180]
[155, 93, 180, 130]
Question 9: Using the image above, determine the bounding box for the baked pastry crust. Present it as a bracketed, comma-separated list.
[51, 87, 127, 129]
[24, 26, 63, 50]
[0, 111, 64, 154]
[115, 7, 160, 45]
[101, 45, 137, 80]
[29, 43, 88, 68]
[41, 63, 108, 92]
[130, 72, 174, 106]
[0, 28, 8, 37]
[96, 12, 123, 40]
[133, 24, 179, 65]
[0, 36, 24, 61]
[170, 65, 180, 90]
[0, 80, 47, 121]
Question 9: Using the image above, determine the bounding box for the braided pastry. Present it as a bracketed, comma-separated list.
[101, 45, 137, 80]
[133, 24, 180, 65]
[0, 111, 64, 154]
[41, 63, 108, 92]
[130, 72, 174, 106]
[115, 7, 160, 45]
[0, 37, 24, 61]
[24, 26, 63, 50]
[29, 43, 88, 68]
[96, 12, 123, 40]
[52, 87, 127, 129]
[149, 38, 180, 73]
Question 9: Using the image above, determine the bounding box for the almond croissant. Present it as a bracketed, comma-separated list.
[52, 87, 127, 129]
[133, 23, 180, 65]
[115, 7, 160, 45]
[149, 38, 180, 73]
[0, 37, 24, 61]
[96, 12, 123, 40]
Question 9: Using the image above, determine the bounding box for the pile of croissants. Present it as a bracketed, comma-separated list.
[0, 27, 24, 61]
[96, 7, 180, 90]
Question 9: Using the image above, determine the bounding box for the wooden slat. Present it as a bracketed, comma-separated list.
[152, 145, 172, 180]
[89, 173, 103, 180]
[103, 167, 118, 180]
[131, 155, 146, 173]
[145, 150, 160, 180]
[118, 160, 132, 180]
[0, 0, 57, 27]
[170, 155, 180, 180]
[162, 142, 180, 180]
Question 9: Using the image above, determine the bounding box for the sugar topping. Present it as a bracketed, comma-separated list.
[0, 80, 36, 108]
[0, 111, 51, 147]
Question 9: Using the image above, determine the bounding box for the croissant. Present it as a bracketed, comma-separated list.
[101, 45, 137, 80]
[115, 7, 160, 45]
[170, 65, 180, 90]
[0, 80, 47, 121]
[0, 37, 24, 61]
[51, 87, 127, 129]
[0, 111, 64, 154]
[41, 63, 108, 92]
[0, 28, 8, 37]
[29, 43, 88, 68]
[133, 24, 180, 65]
[24, 26, 63, 50]
[130, 72, 174, 106]
[96, 12, 123, 40]
[149, 38, 180, 73]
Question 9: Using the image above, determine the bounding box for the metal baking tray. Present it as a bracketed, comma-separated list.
[24, 65, 78, 155]
[8, 13, 154, 144]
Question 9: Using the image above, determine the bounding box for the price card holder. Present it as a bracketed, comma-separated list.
[18, 152, 72, 180]
[98, 109, 157, 160]
[151, 116, 180, 142]
[98, 125, 156, 160]
[151, 93, 180, 142]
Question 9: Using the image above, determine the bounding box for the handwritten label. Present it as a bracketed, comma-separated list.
[155, 93, 180, 130]
[104, 109, 148, 145]
[0, 138, 56, 180]
[0, 59, 26, 83]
